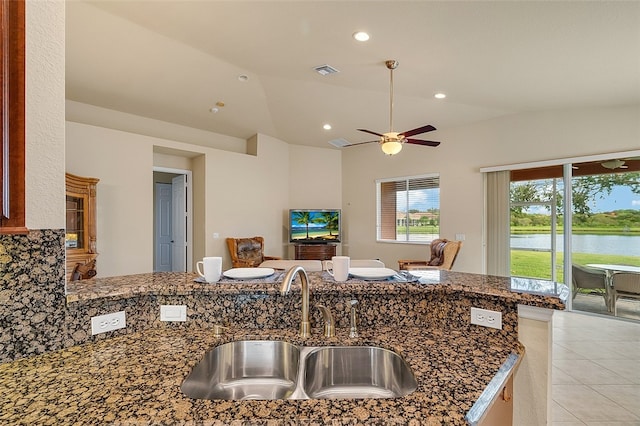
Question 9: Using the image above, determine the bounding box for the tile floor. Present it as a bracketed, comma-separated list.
[552, 308, 640, 425]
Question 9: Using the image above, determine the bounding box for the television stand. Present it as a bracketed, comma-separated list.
[294, 244, 336, 261]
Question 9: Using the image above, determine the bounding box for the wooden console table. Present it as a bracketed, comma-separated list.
[294, 244, 336, 260]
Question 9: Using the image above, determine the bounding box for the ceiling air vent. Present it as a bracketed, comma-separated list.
[328, 138, 351, 148]
[314, 64, 340, 76]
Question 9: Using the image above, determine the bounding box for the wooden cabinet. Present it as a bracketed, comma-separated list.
[65, 173, 99, 280]
[294, 244, 336, 260]
[478, 373, 514, 426]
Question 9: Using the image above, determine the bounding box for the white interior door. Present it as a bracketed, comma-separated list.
[172, 174, 187, 272]
[154, 183, 172, 272]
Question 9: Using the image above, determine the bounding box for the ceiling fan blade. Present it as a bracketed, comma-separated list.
[345, 140, 380, 147]
[406, 138, 441, 147]
[402, 125, 436, 138]
[357, 128, 385, 137]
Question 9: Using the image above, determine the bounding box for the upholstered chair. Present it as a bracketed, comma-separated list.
[397, 239, 462, 271]
[226, 236, 280, 268]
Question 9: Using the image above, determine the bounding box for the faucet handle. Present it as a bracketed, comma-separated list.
[317, 305, 335, 338]
[213, 324, 228, 338]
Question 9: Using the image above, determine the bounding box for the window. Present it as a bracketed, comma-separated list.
[0, 0, 27, 234]
[376, 174, 440, 243]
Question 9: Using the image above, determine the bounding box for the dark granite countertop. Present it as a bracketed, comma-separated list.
[0, 270, 564, 424]
[0, 324, 522, 425]
[66, 270, 567, 310]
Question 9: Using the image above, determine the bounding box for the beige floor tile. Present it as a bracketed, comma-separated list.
[553, 311, 640, 424]
[554, 343, 587, 360]
[556, 341, 635, 360]
[553, 400, 583, 422]
[553, 359, 634, 385]
[553, 366, 582, 385]
[553, 384, 639, 422]
[590, 385, 640, 417]
[591, 361, 640, 385]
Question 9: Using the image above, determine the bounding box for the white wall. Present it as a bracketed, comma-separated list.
[26, 0, 65, 229]
[66, 116, 343, 276]
[288, 145, 342, 257]
[342, 105, 640, 273]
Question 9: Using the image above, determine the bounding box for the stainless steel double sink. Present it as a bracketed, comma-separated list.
[181, 340, 418, 400]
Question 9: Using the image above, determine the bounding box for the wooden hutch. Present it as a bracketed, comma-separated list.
[65, 173, 99, 280]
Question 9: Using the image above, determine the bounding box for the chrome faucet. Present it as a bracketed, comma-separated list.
[317, 305, 335, 337]
[280, 266, 311, 337]
[349, 299, 359, 338]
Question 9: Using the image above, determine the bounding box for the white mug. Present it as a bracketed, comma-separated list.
[196, 256, 222, 283]
[326, 256, 350, 282]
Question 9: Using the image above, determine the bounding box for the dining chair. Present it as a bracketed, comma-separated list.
[611, 272, 640, 316]
[571, 264, 610, 311]
[226, 236, 281, 268]
[397, 239, 462, 271]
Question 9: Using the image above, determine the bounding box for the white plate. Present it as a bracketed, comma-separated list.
[407, 270, 440, 278]
[349, 267, 397, 280]
[223, 267, 275, 279]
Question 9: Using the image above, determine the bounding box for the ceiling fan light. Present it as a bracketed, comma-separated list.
[602, 159, 626, 169]
[381, 141, 403, 155]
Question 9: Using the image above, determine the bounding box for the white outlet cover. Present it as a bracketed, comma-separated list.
[160, 305, 187, 321]
[91, 311, 126, 335]
[470, 307, 502, 330]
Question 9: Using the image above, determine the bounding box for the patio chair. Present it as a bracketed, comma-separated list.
[611, 272, 640, 316]
[397, 239, 462, 271]
[571, 264, 609, 311]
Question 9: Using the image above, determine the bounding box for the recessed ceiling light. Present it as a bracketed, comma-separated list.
[323, 124, 332, 130]
[434, 93, 446, 99]
[238, 74, 249, 82]
[353, 31, 370, 42]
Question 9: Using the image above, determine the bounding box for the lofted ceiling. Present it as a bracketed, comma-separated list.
[65, 1, 640, 150]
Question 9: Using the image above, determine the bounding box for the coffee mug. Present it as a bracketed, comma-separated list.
[326, 256, 350, 282]
[196, 256, 222, 283]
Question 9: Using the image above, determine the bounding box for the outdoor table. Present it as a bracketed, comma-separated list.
[586, 264, 640, 311]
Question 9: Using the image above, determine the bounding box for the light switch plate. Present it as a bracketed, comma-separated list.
[160, 305, 187, 322]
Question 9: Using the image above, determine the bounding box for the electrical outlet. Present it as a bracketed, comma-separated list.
[470, 307, 502, 330]
[91, 311, 126, 335]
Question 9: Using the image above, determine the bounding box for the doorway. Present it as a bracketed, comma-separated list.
[153, 168, 193, 272]
[509, 157, 640, 320]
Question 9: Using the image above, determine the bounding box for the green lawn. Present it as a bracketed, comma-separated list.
[511, 250, 640, 282]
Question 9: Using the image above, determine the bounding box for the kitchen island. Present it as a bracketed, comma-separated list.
[0, 270, 567, 425]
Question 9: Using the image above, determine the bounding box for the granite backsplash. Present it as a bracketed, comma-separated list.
[0, 230, 66, 363]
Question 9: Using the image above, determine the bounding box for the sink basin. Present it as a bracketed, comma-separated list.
[302, 346, 418, 399]
[182, 341, 417, 400]
[181, 340, 300, 400]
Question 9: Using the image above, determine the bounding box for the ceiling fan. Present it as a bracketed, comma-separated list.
[344, 60, 441, 155]
[601, 159, 628, 170]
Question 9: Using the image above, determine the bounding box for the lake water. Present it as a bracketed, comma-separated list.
[511, 234, 640, 257]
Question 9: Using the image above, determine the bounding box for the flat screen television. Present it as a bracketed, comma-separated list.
[289, 209, 341, 244]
